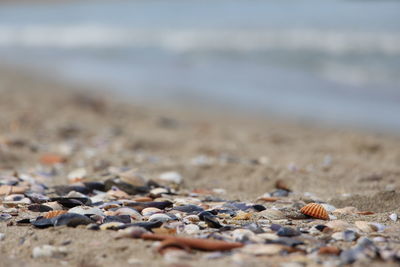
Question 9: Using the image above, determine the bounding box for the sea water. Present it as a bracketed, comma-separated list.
[0, 0, 399, 131]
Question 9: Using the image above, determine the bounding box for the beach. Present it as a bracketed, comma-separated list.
[0, 65, 400, 266]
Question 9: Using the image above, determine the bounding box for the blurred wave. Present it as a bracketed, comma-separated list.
[0, 25, 399, 55]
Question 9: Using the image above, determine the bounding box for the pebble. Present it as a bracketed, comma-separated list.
[0, 233, 5, 241]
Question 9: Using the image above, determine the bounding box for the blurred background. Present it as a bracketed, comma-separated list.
[0, 0, 399, 131]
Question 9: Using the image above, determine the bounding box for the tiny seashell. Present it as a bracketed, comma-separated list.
[320, 204, 336, 212]
[233, 212, 252, 220]
[158, 171, 182, 184]
[0, 214, 12, 221]
[257, 209, 286, 220]
[277, 227, 301, 237]
[68, 206, 104, 217]
[142, 207, 163, 217]
[389, 213, 398, 222]
[148, 213, 172, 223]
[257, 197, 280, 202]
[115, 226, 149, 239]
[183, 224, 200, 235]
[43, 210, 67, 219]
[150, 188, 169, 198]
[300, 203, 329, 220]
[231, 229, 255, 242]
[182, 215, 200, 224]
[356, 211, 374, 215]
[326, 220, 353, 232]
[355, 221, 377, 233]
[114, 207, 142, 220]
[100, 222, 125, 231]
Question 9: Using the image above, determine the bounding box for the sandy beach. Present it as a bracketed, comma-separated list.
[1, 65, 400, 266]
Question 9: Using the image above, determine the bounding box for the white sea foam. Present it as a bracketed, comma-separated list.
[0, 25, 399, 55]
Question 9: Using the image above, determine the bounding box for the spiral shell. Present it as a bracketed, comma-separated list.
[43, 210, 68, 219]
[300, 203, 329, 220]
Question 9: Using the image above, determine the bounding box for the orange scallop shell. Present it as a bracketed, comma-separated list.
[43, 210, 67, 219]
[300, 203, 329, 220]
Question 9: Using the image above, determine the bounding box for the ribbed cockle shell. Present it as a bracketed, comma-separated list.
[300, 203, 329, 220]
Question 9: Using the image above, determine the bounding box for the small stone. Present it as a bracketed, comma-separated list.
[343, 230, 358, 242]
[32, 245, 68, 258]
[68, 206, 104, 217]
[0, 214, 12, 222]
[0, 233, 5, 241]
[148, 213, 173, 223]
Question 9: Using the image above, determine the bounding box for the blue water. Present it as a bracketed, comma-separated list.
[0, 0, 400, 131]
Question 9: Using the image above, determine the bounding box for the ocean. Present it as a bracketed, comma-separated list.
[0, 0, 399, 131]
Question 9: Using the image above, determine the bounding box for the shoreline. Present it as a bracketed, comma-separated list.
[1, 65, 400, 266]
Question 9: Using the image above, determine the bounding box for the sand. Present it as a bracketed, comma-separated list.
[0, 65, 400, 266]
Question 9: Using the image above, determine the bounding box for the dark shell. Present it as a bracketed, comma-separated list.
[103, 215, 131, 224]
[83, 181, 106, 192]
[271, 189, 290, 197]
[270, 224, 282, 232]
[53, 213, 93, 227]
[252, 204, 266, 212]
[32, 217, 54, 228]
[53, 185, 91, 195]
[123, 220, 163, 231]
[270, 237, 304, 247]
[244, 223, 265, 234]
[277, 227, 301, 237]
[104, 178, 149, 195]
[315, 225, 328, 232]
[28, 204, 53, 212]
[25, 193, 50, 203]
[203, 215, 223, 229]
[198, 211, 217, 221]
[51, 197, 92, 208]
[173, 205, 204, 214]
[124, 201, 173, 212]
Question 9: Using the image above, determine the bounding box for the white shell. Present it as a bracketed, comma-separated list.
[158, 172, 182, 184]
[389, 213, 398, 222]
[142, 207, 162, 217]
[148, 213, 172, 222]
[68, 206, 104, 217]
[114, 207, 142, 220]
[184, 224, 200, 235]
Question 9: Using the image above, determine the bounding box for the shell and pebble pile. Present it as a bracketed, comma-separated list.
[1, 164, 399, 266]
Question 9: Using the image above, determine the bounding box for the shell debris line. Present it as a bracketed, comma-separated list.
[1, 164, 400, 266]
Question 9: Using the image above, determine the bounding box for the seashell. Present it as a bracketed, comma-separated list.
[158, 172, 182, 185]
[0, 185, 27, 196]
[124, 201, 173, 212]
[355, 221, 377, 233]
[257, 209, 286, 220]
[114, 207, 142, 220]
[183, 224, 200, 235]
[149, 188, 169, 198]
[142, 207, 163, 217]
[103, 215, 132, 224]
[233, 212, 252, 220]
[356, 211, 374, 215]
[42, 202, 64, 211]
[257, 197, 280, 202]
[132, 196, 153, 202]
[51, 197, 92, 208]
[43, 210, 67, 219]
[277, 227, 301, 237]
[141, 233, 244, 251]
[107, 188, 130, 199]
[53, 213, 93, 227]
[118, 170, 147, 187]
[32, 217, 54, 228]
[173, 205, 204, 214]
[275, 179, 291, 192]
[149, 213, 173, 223]
[232, 229, 255, 243]
[389, 213, 398, 222]
[115, 226, 149, 239]
[319, 246, 341, 255]
[152, 227, 177, 235]
[28, 204, 53, 212]
[130, 220, 163, 231]
[300, 203, 329, 220]
[0, 214, 12, 222]
[67, 168, 87, 183]
[321, 204, 336, 212]
[100, 222, 125, 231]
[68, 206, 104, 217]
[182, 215, 200, 224]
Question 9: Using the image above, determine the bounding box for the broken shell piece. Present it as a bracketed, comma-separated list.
[148, 213, 173, 223]
[300, 203, 329, 220]
[355, 221, 377, 233]
[43, 210, 68, 219]
[68, 206, 104, 217]
[257, 209, 286, 220]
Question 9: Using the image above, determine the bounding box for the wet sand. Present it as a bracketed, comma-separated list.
[1, 65, 400, 266]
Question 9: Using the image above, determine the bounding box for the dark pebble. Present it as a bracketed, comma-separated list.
[173, 205, 204, 214]
[53, 213, 93, 227]
[252, 204, 266, 212]
[270, 224, 282, 232]
[103, 215, 131, 224]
